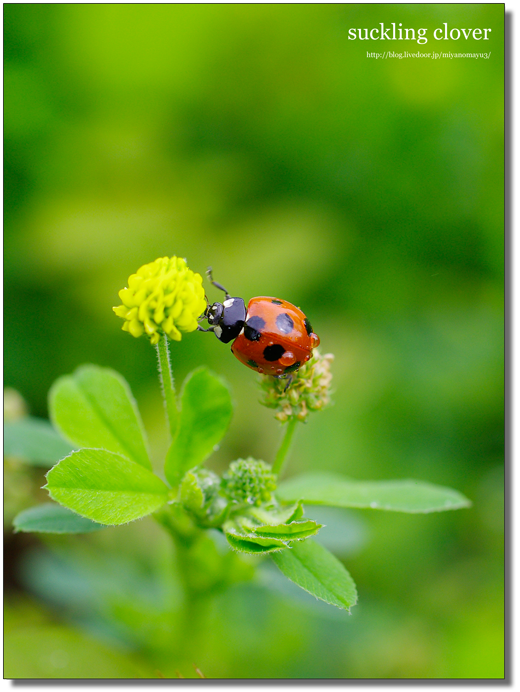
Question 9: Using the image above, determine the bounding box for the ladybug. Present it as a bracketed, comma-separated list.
[198, 269, 320, 379]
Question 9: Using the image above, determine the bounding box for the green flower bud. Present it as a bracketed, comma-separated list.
[179, 468, 227, 527]
[221, 458, 277, 507]
[259, 349, 334, 422]
[113, 256, 207, 345]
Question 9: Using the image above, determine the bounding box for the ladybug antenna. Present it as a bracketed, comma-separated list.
[206, 267, 230, 300]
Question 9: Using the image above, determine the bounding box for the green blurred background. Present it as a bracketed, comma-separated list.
[4, 3, 504, 679]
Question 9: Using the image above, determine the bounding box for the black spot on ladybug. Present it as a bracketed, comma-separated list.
[247, 359, 258, 368]
[275, 312, 294, 335]
[244, 316, 265, 341]
[263, 344, 285, 362]
[284, 361, 301, 373]
[271, 299, 283, 305]
[304, 318, 313, 336]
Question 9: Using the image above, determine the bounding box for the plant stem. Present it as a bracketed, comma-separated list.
[272, 417, 298, 477]
[153, 509, 204, 660]
[156, 333, 179, 439]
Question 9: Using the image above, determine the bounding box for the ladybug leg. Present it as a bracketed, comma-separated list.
[276, 373, 293, 391]
[206, 267, 230, 299]
[197, 325, 215, 333]
[198, 307, 210, 323]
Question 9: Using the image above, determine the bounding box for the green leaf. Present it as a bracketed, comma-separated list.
[13, 504, 105, 534]
[179, 470, 206, 512]
[165, 367, 233, 486]
[247, 501, 304, 526]
[225, 532, 288, 555]
[224, 513, 321, 554]
[277, 472, 472, 513]
[45, 449, 170, 525]
[49, 365, 151, 469]
[251, 519, 322, 541]
[271, 539, 358, 612]
[223, 515, 290, 553]
[4, 417, 75, 467]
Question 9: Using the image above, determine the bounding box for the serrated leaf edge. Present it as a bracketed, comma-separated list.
[49, 365, 152, 469]
[43, 448, 170, 526]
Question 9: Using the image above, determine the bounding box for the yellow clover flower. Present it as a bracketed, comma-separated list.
[113, 256, 207, 345]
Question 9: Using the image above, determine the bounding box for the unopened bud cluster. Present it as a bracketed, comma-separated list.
[221, 458, 277, 507]
[259, 350, 334, 422]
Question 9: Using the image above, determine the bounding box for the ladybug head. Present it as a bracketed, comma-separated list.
[205, 301, 224, 325]
[205, 297, 247, 344]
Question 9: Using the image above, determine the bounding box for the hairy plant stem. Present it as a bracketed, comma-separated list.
[272, 417, 299, 477]
[155, 338, 203, 658]
[156, 333, 179, 439]
[154, 507, 207, 658]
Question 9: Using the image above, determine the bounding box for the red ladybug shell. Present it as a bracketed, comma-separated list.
[231, 297, 320, 376]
